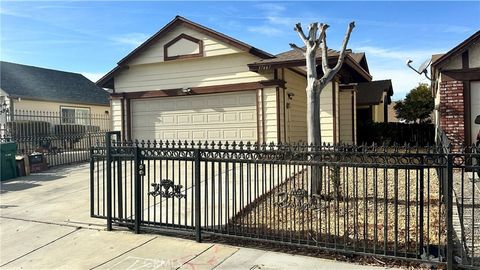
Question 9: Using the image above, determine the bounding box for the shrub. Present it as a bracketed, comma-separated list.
[8, 121, 51, 138]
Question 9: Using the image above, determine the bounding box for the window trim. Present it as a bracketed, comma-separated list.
[60, 106, 91, 125]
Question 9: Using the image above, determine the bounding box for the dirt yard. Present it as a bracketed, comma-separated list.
[230, 166, 445, 256]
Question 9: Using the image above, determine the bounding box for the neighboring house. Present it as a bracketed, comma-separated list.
[97, 16, 391, 144]
[387, 101, 400, 122]
[432, 30, 480, 147]
[355, 79, 393, 124]
[0, 61, 110, 127]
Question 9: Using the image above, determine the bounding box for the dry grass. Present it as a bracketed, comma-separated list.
[229, 166, 445, 255]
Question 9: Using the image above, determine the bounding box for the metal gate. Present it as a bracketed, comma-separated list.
[90, 132, 480, 269]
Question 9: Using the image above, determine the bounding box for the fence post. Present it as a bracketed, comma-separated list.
[90, 147, 95, 217]
[117, 153, 123, 220]
[446, 153, 454, 270]
[419, 155, 424, 258]
[105, 132, 113, 231]
[134, 145, 142, 234]
[194, 148, 202, 242]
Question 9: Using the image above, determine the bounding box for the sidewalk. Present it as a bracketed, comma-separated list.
[0, 164, 397, 270]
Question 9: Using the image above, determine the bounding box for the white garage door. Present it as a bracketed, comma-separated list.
[471, 81, 480, 145]
[131, 91, 257, 142]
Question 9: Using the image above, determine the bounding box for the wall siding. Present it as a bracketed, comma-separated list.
[111, 99, 123, 132]
[320, 83, 335, 144]
[284, 69, 307, 143]
[338, 90, 353, 143]
[263, 87, 278, 143]
[129, 26, 243, 66]
[12, 99, 109, 115]
[283, 69, 336, 144]
[115, 53, 272, 92]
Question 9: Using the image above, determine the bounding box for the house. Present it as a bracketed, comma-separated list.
[355, 79, 393, 124]
[387, 101, 400, 122]
[432, 30, 480, 147]
[97, 16, 390, 144]
[0, 61, 110, 123]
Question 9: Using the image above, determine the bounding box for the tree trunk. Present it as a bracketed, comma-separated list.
[305, 48, 320, 146]
[291, 21, 355, 195]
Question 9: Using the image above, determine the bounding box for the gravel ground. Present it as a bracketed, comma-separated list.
[230, 166, 444, 257]
[452, 169, 480, 266]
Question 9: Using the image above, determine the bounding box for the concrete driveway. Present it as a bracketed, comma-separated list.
[0, 163, 395, 270]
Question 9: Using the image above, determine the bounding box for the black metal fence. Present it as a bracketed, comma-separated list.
[89, 132, 480, 269]
[357, 122, 435, 146]
[1, 109, 110, 167]
[437, 128, 480, 269]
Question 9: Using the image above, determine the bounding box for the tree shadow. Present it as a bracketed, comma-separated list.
[0, 174, 66, 194]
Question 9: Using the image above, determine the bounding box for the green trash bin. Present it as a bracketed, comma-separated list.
[1, 142, 18, 181]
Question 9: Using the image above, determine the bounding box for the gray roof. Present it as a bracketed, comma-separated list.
[356, 80, 393, 106]
[1, 61, 109, 106]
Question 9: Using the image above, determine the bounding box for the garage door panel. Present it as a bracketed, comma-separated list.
[131, 92, 257, 141]
[192, 115, 205, 123]
[207, 114, 221, 123]
[223, 112, 237, 122]
[177, 115, 190, 124]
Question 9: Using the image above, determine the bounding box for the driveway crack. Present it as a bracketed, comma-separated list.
[175, 244, 214, 270]
[0, 227, 80, 267]
[90, 236, 157, 269]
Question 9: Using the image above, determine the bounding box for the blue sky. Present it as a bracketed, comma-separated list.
[1, 1, 479, 99]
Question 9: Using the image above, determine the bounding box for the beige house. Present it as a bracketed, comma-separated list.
[355, 80, 393, 124]
[98, 16, 387, 144]
[432, 30, 480, 147]
[0, 61, 110, 126]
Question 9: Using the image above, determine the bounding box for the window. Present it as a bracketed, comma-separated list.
[60, 107, 90, 125]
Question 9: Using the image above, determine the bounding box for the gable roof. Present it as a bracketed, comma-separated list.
[349, 51, 369, 73]
[248, 47, 372, 81]
[432, 30, 480, 68]
[356, 79, 393, 106]
[1, 61, 109, 106]
[97, 15, 274, 88]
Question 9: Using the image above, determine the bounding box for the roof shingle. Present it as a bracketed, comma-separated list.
[1, 61, 109, 106]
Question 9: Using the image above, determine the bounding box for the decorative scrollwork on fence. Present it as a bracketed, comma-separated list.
[149, 179, 185, 199]
[274, 188, 323, 211]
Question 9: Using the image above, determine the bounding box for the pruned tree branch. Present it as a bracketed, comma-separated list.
[331, 21, 355, 73]
[293, 23, 308, 43]
[292, 20, 355, 151]
[319, 23, 330, 75]
[289, 43, 306, 54]
[308, 23, 319, 47]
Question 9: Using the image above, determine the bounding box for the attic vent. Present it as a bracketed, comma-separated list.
[164, 33, 203, 61]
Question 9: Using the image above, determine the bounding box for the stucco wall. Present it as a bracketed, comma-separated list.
[469, 43, 480, 68]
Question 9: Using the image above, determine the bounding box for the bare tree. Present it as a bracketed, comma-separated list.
[290, 22, 355, 194]
[289, 22, 355, 145]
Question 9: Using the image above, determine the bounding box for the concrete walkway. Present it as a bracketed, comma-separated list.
[1, 164, 397, 270]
